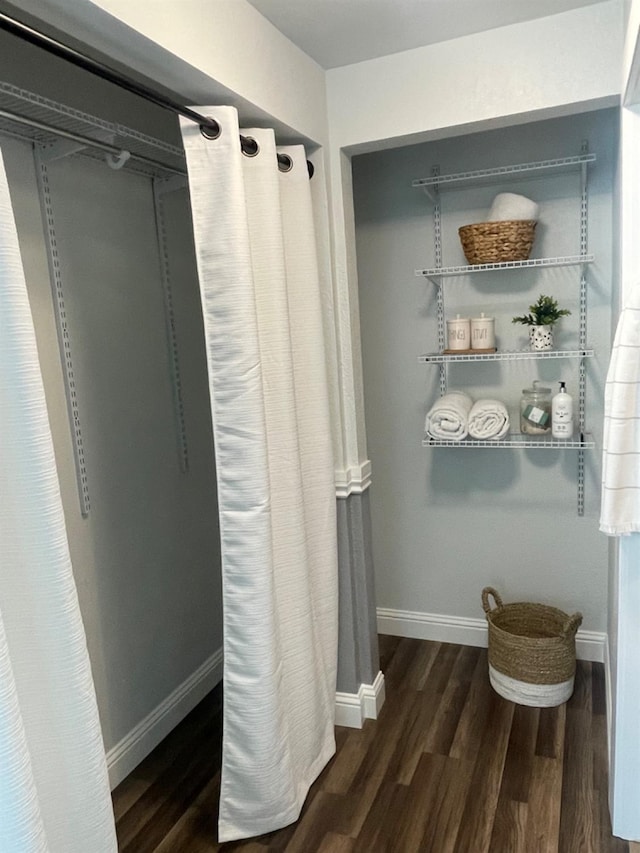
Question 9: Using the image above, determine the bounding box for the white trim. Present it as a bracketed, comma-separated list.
[604, 632, 612, 771]
[576, 629, 608, 664]
[335, 670, 385, 728]
[376, 607, 606, 663]
[377, 607, 487, 648]
[623, 0, 640, 106]
[361, 670, 386, 719]
[106, 647, 224, 789]
[334, 691, 364, 728]
[335, 459, 372, 498]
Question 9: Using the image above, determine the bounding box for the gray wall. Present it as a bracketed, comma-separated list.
[1, 41, 223, 755]
[352, 109, 616, 632]
[336, 491, 379, 693]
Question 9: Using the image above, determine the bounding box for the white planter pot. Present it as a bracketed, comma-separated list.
[529, 325, 554, 351]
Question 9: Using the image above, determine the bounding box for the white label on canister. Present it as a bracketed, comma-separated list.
[470, 316, 495, 349]
[526, 405, 547, 425]
[446, 317, 470, 350]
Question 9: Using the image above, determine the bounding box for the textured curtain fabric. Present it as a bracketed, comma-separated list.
[0, 150, 117, 852]
[601, 282, 640, 535]
[180, 108, 338, 843]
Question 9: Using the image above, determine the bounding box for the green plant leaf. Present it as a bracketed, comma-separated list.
[511, 294, 571, 325]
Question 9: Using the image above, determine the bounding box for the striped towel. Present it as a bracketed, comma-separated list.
[600, 284, 640, 535]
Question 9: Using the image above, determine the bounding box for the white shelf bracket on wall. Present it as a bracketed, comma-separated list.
[1, 84, 192, 513]
[577, 140, 590, 517]
[33, 141, 91, 517]
[36, 128, 131, 173]
[415, 148, 595, 516]
[36, 137, 90, 163]
[430, 165, 447, 397]
[153, 175, 190, 473]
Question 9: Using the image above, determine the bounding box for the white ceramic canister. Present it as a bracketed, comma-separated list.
[446, 314, 471, 350]
[470, 313, 496, 350]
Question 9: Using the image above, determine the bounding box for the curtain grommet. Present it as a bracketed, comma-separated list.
[200, 118, 221, 140]
[241, 136, 260, 157]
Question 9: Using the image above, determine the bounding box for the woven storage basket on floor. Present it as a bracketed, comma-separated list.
[459, 220, 536, 265]
[482, 587, 582, 707]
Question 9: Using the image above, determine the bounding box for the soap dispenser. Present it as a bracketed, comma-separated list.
[551, 381, 573, 439]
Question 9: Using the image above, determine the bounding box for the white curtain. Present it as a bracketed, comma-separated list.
[601, 282, 640, 535]
[180, 107, 338, 843]
[0, 150, 117, 851]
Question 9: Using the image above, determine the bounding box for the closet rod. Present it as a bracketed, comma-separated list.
[0, 107, 187, 176]
[0, 11, 314, 178]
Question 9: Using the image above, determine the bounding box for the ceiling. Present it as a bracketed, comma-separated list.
[245, 0, 608, 69]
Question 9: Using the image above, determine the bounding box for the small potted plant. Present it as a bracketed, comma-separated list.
[512, 294, 571, 351]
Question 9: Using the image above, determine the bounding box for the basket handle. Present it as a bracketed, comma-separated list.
[481, 587, 503, 615]
[562, 611, 583, 637]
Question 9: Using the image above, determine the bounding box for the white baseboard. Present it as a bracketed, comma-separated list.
[577, 629, 608, 664]
[377, 607, 606, 663]
[335, 460, 372, 498]
[106, 647, 224, 789]
[335, 670, 385, 729]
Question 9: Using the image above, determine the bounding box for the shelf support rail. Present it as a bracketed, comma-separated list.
[153, 176, 190, 474]
[34, 142, 91, 516]
[577, 141, 589, 517]
[430, 166, 447, 396]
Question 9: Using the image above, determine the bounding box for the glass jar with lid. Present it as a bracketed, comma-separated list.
[520, 380, 552, 435]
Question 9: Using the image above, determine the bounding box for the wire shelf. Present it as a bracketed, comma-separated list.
[412, 153, 596, 190]
[417, 255, 594, 280]
[422, 433, 594, 449]
[0, 82, 186, 177]
[419, 348, 594, 363]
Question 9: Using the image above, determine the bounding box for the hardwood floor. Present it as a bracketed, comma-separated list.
[113, 636, 630, 852]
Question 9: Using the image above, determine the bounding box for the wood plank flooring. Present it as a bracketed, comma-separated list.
[113, 636, 631, 852]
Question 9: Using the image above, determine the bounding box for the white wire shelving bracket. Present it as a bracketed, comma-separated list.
[416, 254, 594, 282]
[0, 82, 186, 177]
[2, 83, 193, 515]
[415, 146, 596, 515]
[422, 433, 594, 450]
[418, 348, 594, 364]
[412, 153, 596, 200]
[34, 142, 91, 516]
[153, 176, 190, 473]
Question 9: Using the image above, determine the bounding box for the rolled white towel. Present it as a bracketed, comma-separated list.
[468, 398, 510, 440]
[488, 192, 539, 222]
[425, 391, 473, 441]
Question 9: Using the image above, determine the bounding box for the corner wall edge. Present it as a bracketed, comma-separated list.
[335, 670, 385, 728]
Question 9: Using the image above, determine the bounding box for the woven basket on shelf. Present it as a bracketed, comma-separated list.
[481, 587, 582, 707]
[459, 220, 537, 265]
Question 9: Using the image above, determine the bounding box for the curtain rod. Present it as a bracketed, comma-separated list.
[0, 11, 314, 178]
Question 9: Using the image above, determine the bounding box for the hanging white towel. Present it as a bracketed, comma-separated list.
[468, 398, 510, 440]
[600, 282, 640, 535]
[425, 391, 473, 441]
